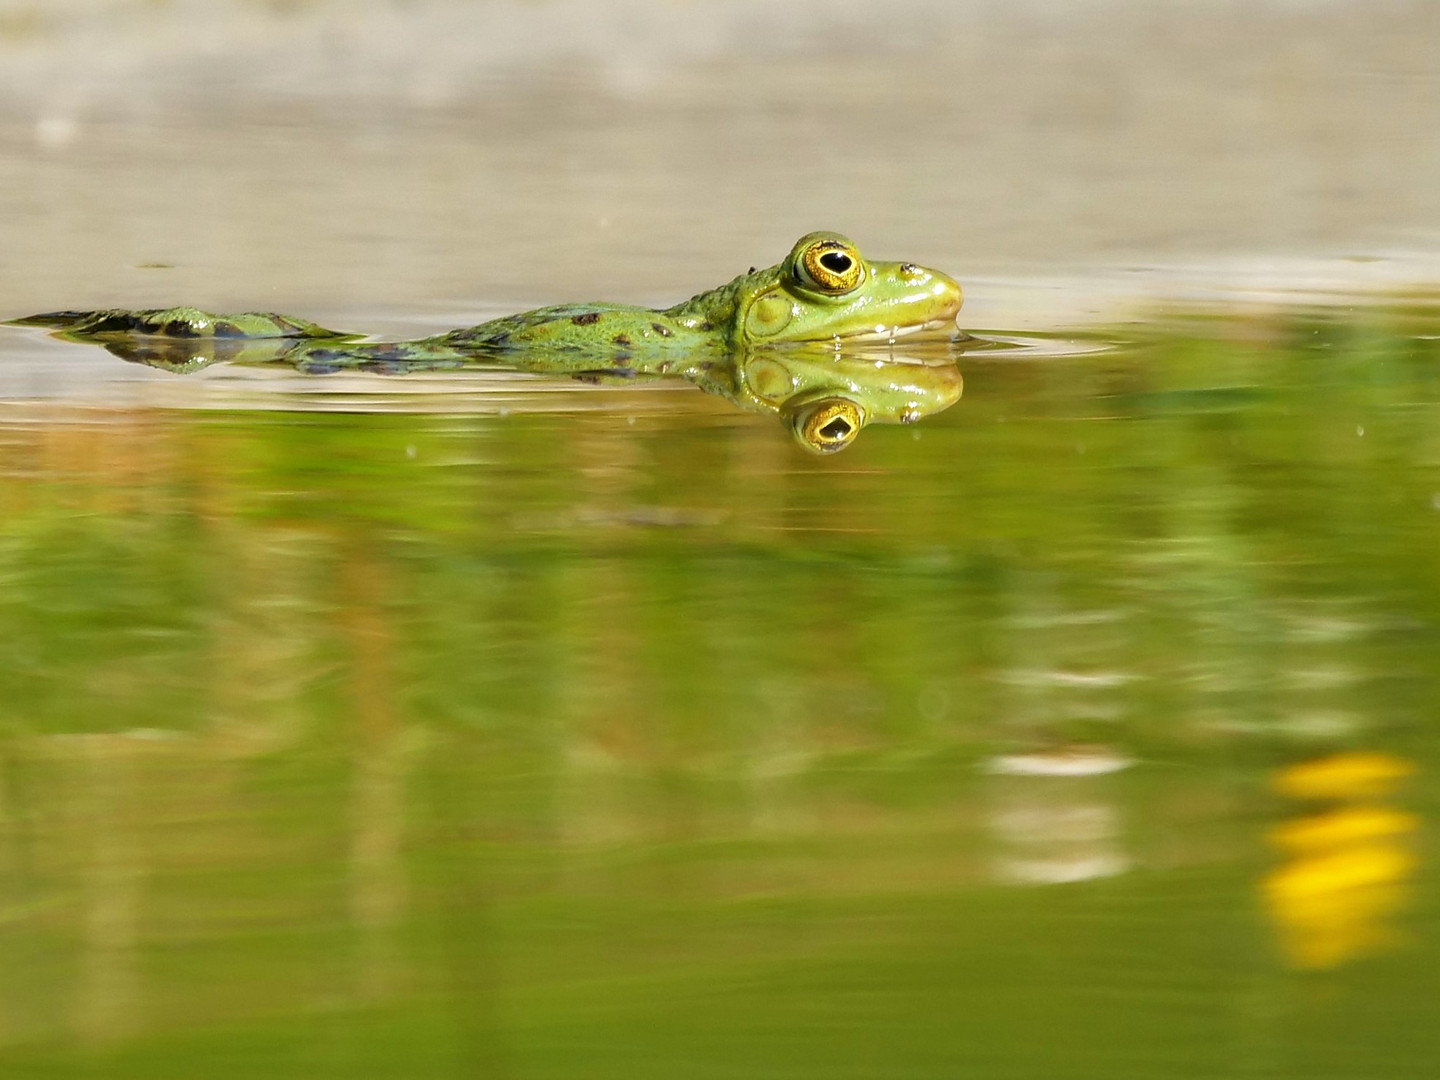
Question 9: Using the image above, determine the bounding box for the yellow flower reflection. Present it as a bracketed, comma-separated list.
[1271, 752, 1413, 801]
[1263, 753, 1417, 970]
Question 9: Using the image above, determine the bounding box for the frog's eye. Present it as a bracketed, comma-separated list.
[790, 397, 865, 453]
[796, 239, 864, 295]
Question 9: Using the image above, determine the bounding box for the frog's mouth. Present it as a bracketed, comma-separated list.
[829, 277, 965, 343]
[833, 317, 961, 344]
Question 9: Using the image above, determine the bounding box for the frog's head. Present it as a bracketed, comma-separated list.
[733, 232, 963, 346]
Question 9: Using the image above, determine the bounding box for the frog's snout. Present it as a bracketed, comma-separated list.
[895, 262, 963, 328]
[926, 270, 964, 324]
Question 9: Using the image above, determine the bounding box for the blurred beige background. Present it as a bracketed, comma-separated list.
[1, 0, 1438, 323]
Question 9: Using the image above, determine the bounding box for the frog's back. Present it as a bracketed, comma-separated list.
[440, 304, 698, 353]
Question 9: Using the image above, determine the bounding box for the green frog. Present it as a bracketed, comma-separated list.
[12, 232, 967, 453]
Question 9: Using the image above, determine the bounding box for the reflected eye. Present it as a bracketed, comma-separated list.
[791, 398, 865, 454]
[797, 240, 864, 294]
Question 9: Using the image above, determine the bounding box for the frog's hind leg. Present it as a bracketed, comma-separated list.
[9, 306, 475, 376]
[7, 307, 353, 340]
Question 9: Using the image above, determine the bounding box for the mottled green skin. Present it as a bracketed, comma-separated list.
[10, 233, 966, 451]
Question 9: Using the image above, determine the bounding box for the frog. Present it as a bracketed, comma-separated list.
[10, 232, 966, 452]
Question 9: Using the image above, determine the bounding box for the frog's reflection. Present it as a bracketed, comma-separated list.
[38, 327, 970, 454]
[735, 348, 964, 453]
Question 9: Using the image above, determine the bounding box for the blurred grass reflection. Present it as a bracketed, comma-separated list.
[1, 302, 1439, 1076]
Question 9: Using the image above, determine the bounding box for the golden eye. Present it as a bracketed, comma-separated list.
[791, 398, 865, 453]
[797, 240, 864, 294]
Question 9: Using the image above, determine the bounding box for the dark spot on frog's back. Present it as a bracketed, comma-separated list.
[571, 312, 601, 326]
[164, 318, 199, 337]
[613, 333, 631, 347]
[77, 312, 145, 333]
[651, 322, 672, 337]
[212, 321, 244, 337]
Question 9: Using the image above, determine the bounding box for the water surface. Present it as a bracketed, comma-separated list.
[1, 297, 1438, 1077]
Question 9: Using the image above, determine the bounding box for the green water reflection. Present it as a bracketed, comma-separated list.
[1, 301, 1439, 1078]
